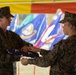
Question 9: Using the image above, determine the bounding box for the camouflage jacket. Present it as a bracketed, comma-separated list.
[28, 35, 76, 75]
[0, 28, 30, 75]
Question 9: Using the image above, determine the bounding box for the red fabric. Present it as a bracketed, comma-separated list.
[31, 2, 76, 13]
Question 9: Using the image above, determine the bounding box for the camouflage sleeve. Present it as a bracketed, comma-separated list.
[28, 43, 60, 67]
[40, 49, 50, 56]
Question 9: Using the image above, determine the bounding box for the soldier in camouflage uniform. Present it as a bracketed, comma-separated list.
[0, 6, 39, 75]
[21, 11, 76, 75]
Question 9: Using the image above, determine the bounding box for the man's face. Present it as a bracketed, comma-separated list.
[0, 16, 12, 28]
[61, 22, 71, 35]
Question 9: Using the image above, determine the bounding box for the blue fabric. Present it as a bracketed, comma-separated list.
[7, 49, 39, 58]
[15, 14, 46, 43]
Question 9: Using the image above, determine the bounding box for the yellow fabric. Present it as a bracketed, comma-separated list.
[0, 4, 31, 14]
[0, 0, 30, 2]
[0, 0, 75, 2]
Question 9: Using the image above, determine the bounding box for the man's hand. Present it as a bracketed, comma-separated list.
[21, 46, 30, 52]
[29, 46, 41, 52]
[20, 58, 28, 65]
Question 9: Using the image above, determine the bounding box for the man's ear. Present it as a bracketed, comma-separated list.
[72, 25, 76, 30]
[69, 24, 75, 30]
[0, 18, 2, 22]
[69, 24, 73, 29]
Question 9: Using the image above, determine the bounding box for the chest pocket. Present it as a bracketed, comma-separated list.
[57, 48, 76, 72]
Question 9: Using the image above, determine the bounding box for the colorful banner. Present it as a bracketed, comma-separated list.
[34, 12, 64, 50]
[0, 2, 76, 14]
[15, 14, 46, 43]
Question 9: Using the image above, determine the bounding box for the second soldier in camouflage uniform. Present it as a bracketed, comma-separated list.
[21, 11, 76, 75]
